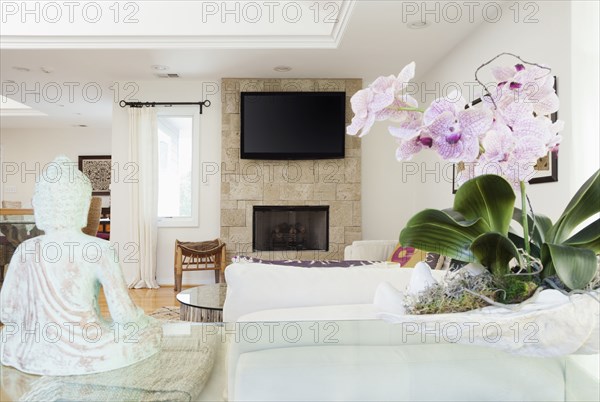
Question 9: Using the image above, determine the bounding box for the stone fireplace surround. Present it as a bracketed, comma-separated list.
[220, 78, 362, 260]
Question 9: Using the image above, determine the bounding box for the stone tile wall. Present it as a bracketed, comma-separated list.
[220, 78, 362, 260]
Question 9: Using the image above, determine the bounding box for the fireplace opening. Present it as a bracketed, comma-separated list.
[253, 206, 329, 251]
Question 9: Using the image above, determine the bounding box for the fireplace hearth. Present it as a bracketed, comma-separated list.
[253, 206, 329, 252]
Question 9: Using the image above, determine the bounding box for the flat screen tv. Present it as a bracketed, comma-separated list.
[241, 91, 346, 159]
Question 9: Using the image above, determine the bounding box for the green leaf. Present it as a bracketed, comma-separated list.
[548, 169, 600, 243]
[563, 218, 600, 253]
[400, 209, 490, 262]
[512, 208, 553, 248]
[541, 243, 598, 290]
[441, 208, 467, 222]
[540, 247, 556, 279]
[533, 214, 554, 245]
[454, 175, 515, 234]
[471, 232, 524, 277]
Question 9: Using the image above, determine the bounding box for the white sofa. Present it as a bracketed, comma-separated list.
[223, 262, 599, 401]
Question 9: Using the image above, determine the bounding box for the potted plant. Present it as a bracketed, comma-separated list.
[347, 53, 599, 312]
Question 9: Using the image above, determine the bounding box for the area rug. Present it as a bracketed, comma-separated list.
[149, 306, 180, 321]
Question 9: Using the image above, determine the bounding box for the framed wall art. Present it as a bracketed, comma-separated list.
[78, 155, 111, 195]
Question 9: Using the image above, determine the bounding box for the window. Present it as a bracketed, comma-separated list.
[157, 108, 199, 227]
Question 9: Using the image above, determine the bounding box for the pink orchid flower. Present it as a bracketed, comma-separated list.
[346, 87, 394, 137]
[474, 115, 561, 190]
[423, 91, 493, 162]
[491, 64, 559, 116]
[347, 62, 418, 137]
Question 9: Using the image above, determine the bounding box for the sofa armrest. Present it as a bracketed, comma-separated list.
[343, 245, 353, 260]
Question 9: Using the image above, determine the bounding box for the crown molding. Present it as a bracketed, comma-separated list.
[1, 1, 356, 50]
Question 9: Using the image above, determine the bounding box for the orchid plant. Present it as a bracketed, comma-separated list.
[348, 53, 599, 296]
[347, 53, 562, 189]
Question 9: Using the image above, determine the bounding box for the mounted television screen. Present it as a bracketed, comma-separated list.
[241, 92, 346, 159]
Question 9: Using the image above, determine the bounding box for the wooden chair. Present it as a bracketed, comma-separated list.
[174, 239, 226, 292]
[82, 197, 103, 237]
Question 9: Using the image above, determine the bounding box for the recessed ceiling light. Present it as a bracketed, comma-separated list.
[274, 65, 292, 72]
[12, 66, 30, 72]
[407, 20, 429, 29]
[151, 65, 169, 71]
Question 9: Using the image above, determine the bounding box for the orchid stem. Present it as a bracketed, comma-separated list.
[520, 180, 531, 271]
[391, 106, 425, 113]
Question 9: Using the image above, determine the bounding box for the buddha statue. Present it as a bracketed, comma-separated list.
[0, 156, 162, 375]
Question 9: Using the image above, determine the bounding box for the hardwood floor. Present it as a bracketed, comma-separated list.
[98, 285, 193, 316]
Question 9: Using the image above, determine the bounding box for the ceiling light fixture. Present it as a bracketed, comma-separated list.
[12, 66, 30, 72]
[151, 65, 169, 71]
[407, 20, 429, 29]
[274, 65, 292, 72]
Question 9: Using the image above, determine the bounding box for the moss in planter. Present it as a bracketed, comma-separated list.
[494, 276, 539, 304]
[405, 270, 541, 315]
[405, 271, 497, 315]
[407, 286, 494, 314]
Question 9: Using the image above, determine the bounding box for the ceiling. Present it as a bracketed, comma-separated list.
[0, 1, 496, 130]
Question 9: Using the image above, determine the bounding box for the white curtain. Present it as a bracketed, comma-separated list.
[127, 107, 160, 289]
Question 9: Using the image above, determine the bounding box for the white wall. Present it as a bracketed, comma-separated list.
[361, 129, 432, 240]
[571, 0, 600, 186]
[418, 1, 575, 221]
[361, 0, 594, 241]
[0, 127, 111, 205]
[111, 80, 222, 286]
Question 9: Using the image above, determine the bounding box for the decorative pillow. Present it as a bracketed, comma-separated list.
[387, 244, 417, 266]
[424, 252, 446, 270]
[388, 243, 448, 269]
[447, 258, 469, 271]
[429, 255, 471, 271]
[231, 256, 379, 268]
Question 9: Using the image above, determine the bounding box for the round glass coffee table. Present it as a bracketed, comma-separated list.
[176, 283, 227, 322]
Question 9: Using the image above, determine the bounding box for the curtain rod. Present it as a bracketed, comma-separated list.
[118, 100, 211, 114]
